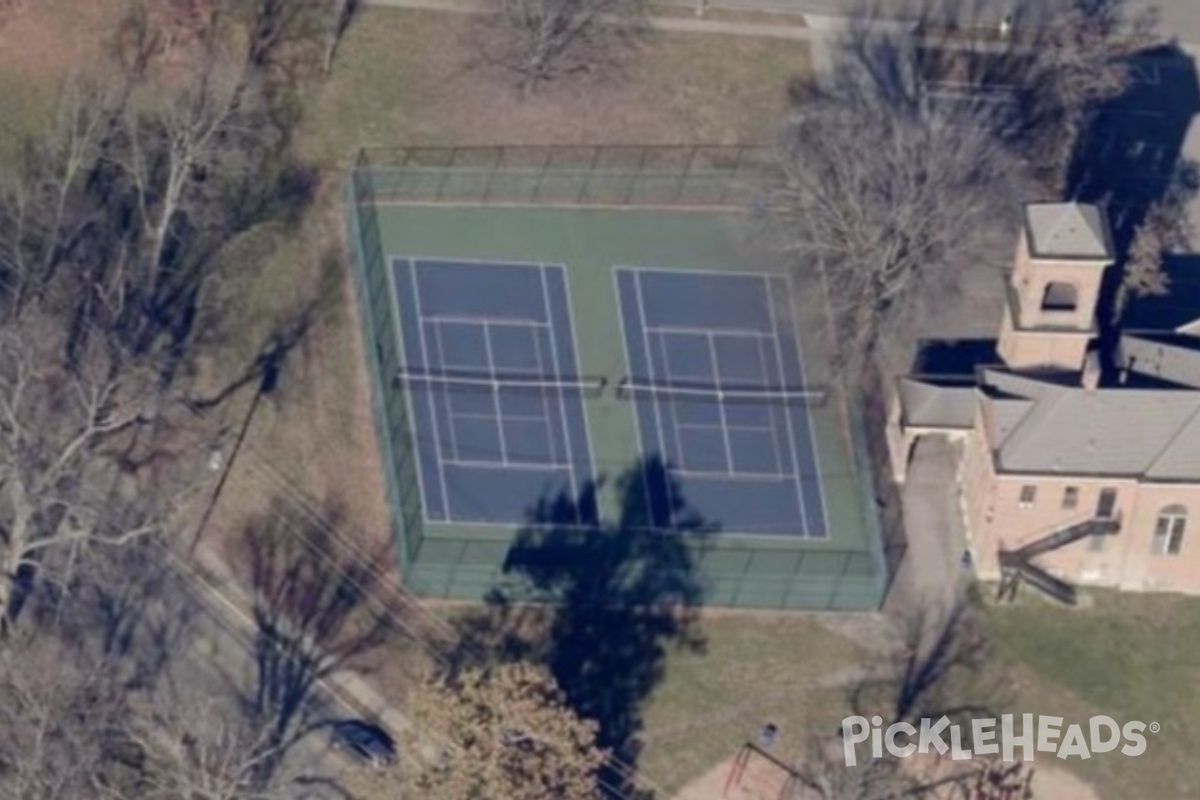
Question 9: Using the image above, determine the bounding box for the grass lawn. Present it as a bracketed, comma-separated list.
[636, 614, 863, 793]
[985, 590, 1200, 800]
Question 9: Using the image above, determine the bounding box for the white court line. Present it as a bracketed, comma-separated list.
[425, 313, 553, 328]
[408, 260, 453, 520]
[388, 257, 433, 522]
[442, 457, 567, 472]
[774, 273, 830, 539]
[539, 265, 579, 515]
[611, 267, 657, 524]
[635, 275, 680, 526]
[556, 263, 599, 510]
[644, 323, 774, 339]
[672, 466, 793, 482]
[754, 334, 784, 476]
[480, 320, 511, 467]
[431, 321, 462, 462]
[705, 332, 736, 477]
[619, 263, 787, 282]
[763, 274, 809, 533]
[653, 330, 694, 477]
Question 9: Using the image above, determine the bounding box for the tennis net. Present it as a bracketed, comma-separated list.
[395, 367, 607, 397]
[616, 378, 828, 406]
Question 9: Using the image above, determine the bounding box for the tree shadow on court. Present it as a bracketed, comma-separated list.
[449, 456, 714, 799]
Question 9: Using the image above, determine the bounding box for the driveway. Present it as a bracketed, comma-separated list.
[886, 435, 969, 627]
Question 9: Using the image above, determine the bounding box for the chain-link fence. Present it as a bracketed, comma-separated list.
[355, 145, 769, 209]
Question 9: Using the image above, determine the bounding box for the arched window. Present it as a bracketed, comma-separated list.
[1153, 505, 1187, 556]
[1041, 281, 1079, 312]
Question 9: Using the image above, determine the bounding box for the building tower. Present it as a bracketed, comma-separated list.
[997, 202, 1114, 373]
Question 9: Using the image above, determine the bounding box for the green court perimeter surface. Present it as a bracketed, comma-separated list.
[348, 169, 891, 611]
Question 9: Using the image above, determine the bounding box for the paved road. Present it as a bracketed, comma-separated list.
[156, 548, 406, 799]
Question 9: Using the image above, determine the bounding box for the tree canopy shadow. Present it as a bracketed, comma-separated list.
[1066, 42, 1200, 346]
[448, 456, 715, 799]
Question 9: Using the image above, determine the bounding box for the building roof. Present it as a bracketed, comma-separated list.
[898, 377, 977, 429]
[978, 370, 1200, 480]
[1118, 332, 1200, 389]
[1024, 202, 1112, 260]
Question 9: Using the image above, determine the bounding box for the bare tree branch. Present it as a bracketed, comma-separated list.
[474, 0, 648, 96]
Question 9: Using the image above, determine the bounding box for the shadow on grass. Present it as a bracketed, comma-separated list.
[450, 456, 714, 799]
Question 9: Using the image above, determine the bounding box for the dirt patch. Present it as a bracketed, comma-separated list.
[671, 749, 1102, 800]
[0, 0, 113, 82]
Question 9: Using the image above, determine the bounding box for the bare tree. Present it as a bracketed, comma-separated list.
[796, 601, 1009, 800]
[0, 312, 185, 634]
[127, 692, 298, 800]
[474, 0, 648, 96]
[0, 0, 317, 635]
[234, 498, 394, 783]
[407, 661, 609, 800]
[759, 22, 1023, 372]
[0, 634, 129, 800]
[1111, 164, 1198, 325]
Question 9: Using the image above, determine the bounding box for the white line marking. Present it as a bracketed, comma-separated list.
[408, 260, 453, 519]
[432, 321, 462, 461]
[754, 334, 784, 475]
[387, 257, 433, 522]
[556, 263, 599, 514]
[634, 270, 679, 525]
[764, 273, 808, 534]
[706, 332, 736, 476]
[539, 265, 579, 517]
[612, 267, 656, 523]
[481, 320, 510, 467]
[776, 273, 829, 539]
[653, 330, 692, 474]
[425, 313, 552, 328]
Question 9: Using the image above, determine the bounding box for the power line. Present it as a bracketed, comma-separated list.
[179, 401, 667, 800]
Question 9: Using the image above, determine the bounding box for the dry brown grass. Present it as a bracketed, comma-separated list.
[297, 7, 809, 165]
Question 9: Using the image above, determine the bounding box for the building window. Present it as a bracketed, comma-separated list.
[1153, 505, 1187, 556]
[1019, 485, 1037, 507]
[1062, 486, 1079, 510]
[1041, 281, 1079, 312]
[1089, 531, 1106, 552]
[1096, 488, 1118, 520]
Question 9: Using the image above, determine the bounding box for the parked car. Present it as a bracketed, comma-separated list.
[329, 720, 397, 768]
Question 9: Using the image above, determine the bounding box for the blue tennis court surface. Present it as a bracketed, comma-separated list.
[615, 268, 827, 537]
[392, 258, 595, 525]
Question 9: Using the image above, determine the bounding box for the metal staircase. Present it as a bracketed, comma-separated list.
[997, 516, 1121, 605]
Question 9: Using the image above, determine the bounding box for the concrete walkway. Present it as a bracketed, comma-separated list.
[886, 436, 969, 626]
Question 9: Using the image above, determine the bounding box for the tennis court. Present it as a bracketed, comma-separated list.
[615, 268, 826, 537]
[390, 257, 828, 537]
[348, 146, 893, 610]
[391, 258, 595, 525]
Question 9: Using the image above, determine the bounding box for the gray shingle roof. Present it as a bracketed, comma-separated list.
[898, 378, 977, 429]
[1118, 333, 1200, 389]
[1025, 202, 1112, 260]
[978, 370, 1200, 479]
